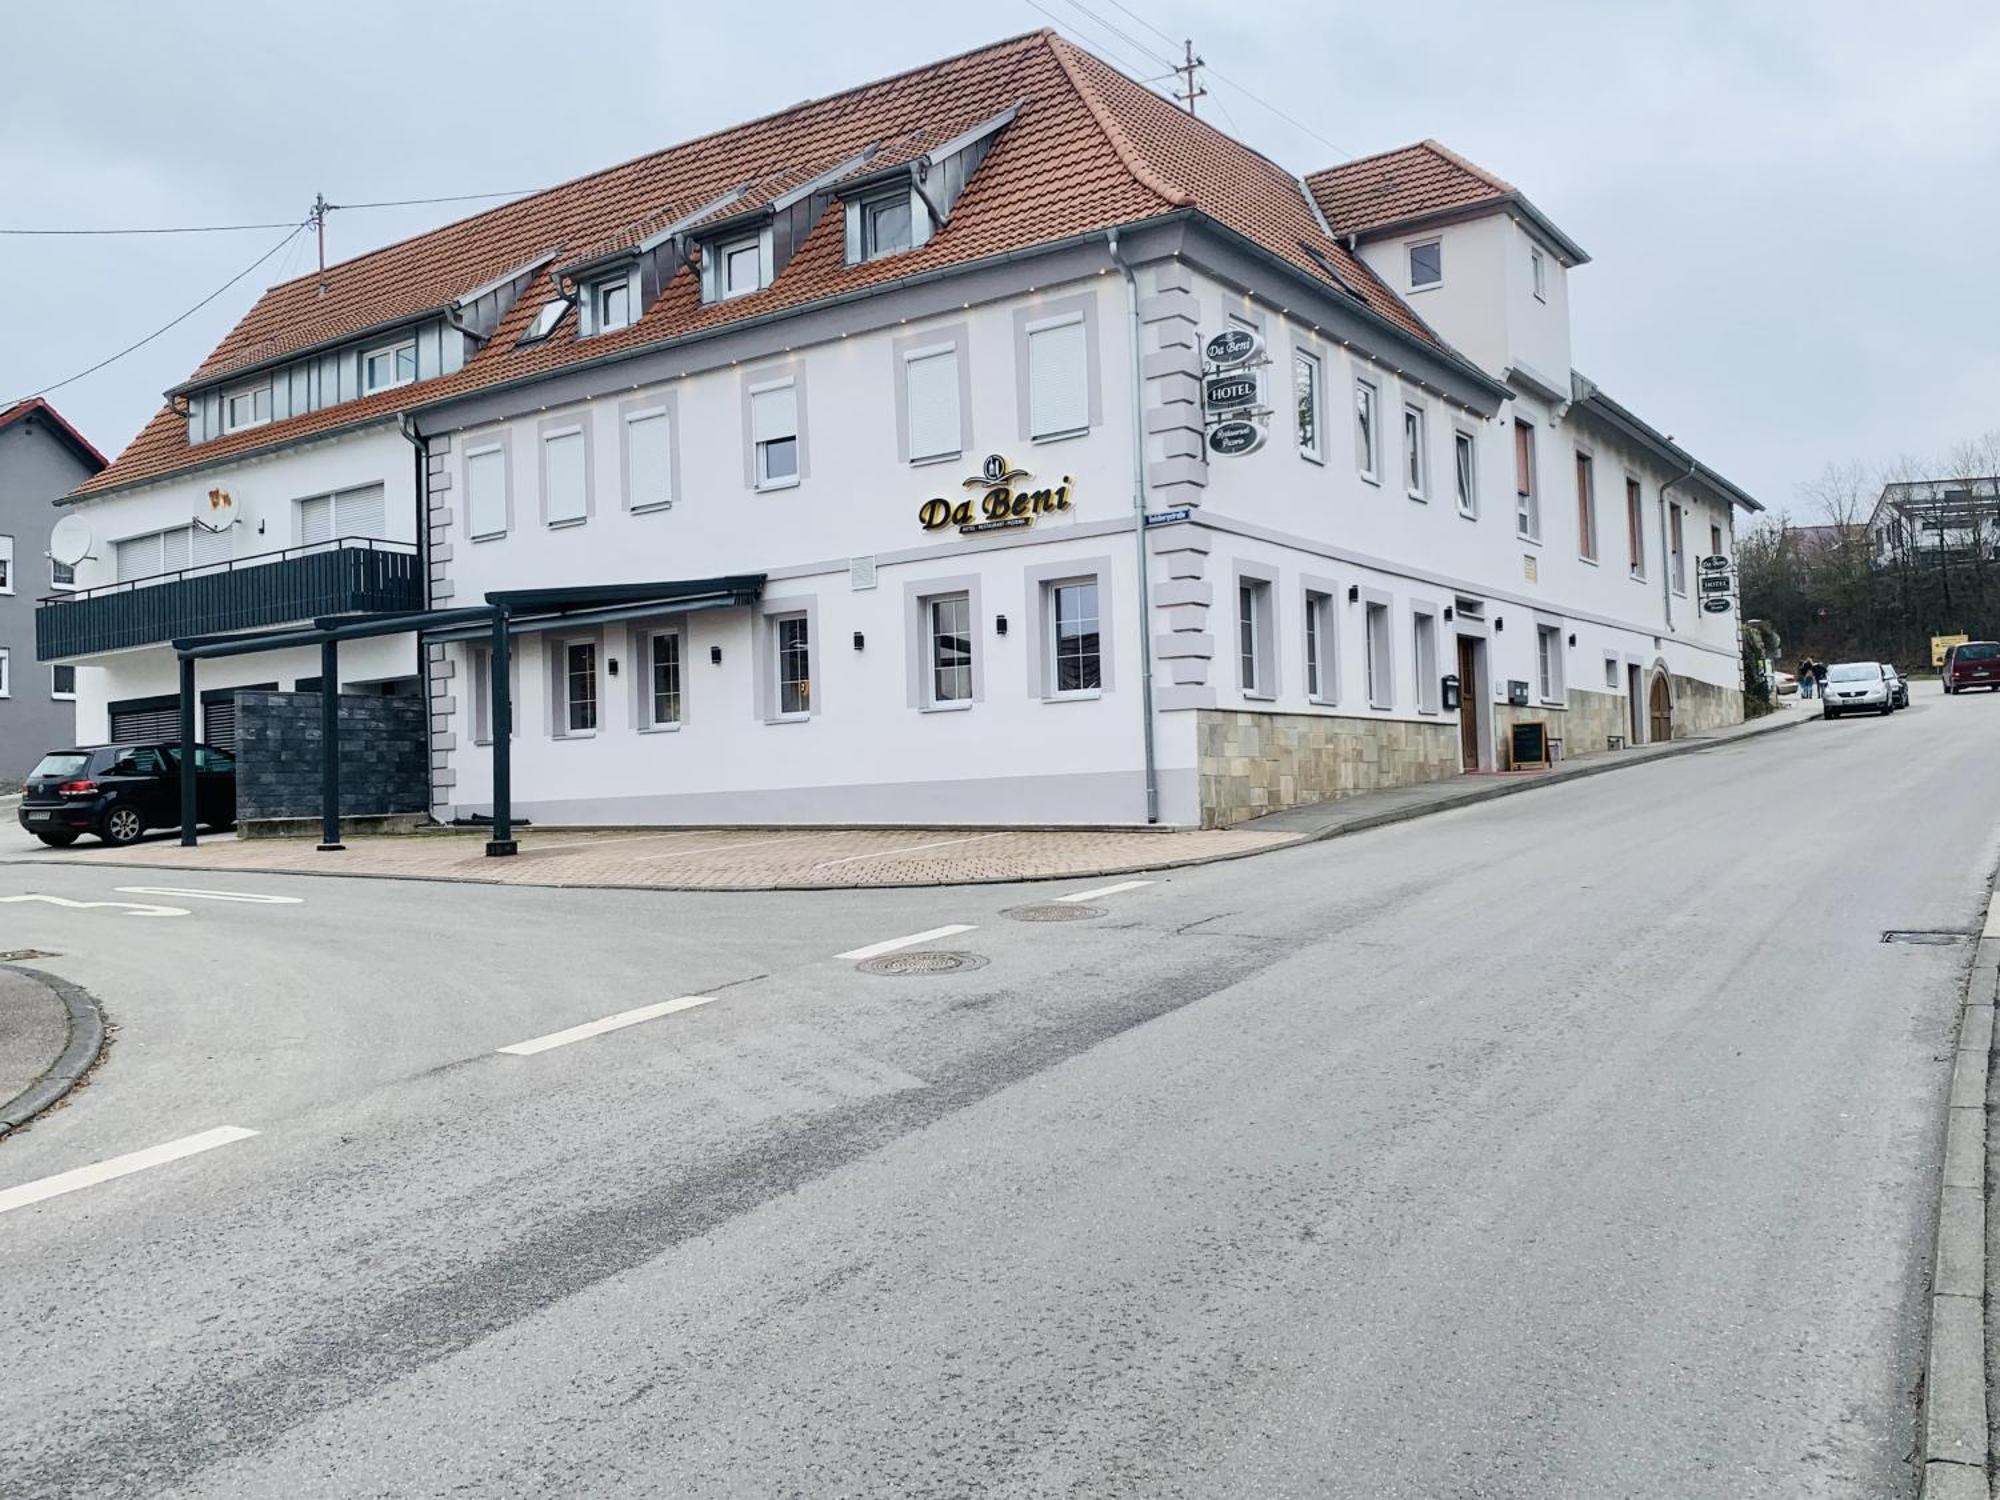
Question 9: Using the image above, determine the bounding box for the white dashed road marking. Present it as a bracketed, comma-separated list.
[835, 925, 978, 962]
[1057, 880, 1155, 903]
[497, 996, 716, 1056]
[0, 1127, 258, 1217]
[114, 887, 303, 905]
[810, 833, 1007, 869]
[0, 894, 188, 918]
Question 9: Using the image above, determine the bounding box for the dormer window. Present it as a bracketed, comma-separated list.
[861, 191, 914, 260]
[591, 276, 632, 332]
[720, 238, 763, 300]
[518, 299, 568, 345]
[362, 338, 417, 395]
[222, 381, 272, 433]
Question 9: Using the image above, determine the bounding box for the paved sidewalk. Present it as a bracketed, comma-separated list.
[2, 703, 1803, 891]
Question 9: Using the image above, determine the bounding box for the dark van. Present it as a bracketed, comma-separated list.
[1943, 641, 2000, 693]
[17, 743, 236, 847]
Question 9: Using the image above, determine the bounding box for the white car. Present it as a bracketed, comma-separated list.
[1821, 661, 1893, 719]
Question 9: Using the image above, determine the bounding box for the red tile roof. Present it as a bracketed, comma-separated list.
[1, 398, 109, 472]
[1304, 139, 1514, 238]
[77, 31, 1445, 499]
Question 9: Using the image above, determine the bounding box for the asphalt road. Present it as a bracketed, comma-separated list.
[1, 695, 1996, 1499]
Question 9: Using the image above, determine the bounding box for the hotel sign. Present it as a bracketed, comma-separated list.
[1204, 371, 1260, 412]
[1208, 420, 1264, 456]
[919, 453, 1074, 535]
[1204, 327, 1263, 368]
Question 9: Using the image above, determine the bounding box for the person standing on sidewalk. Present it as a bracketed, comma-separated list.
[1798, 658, 1816, 700]
[1813, 660, 1829, 699]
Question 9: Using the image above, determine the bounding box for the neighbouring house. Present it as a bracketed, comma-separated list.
[45, 30, 1760, 831]
[1, 400, 105, 779]
[1868, 478, 2000, 569]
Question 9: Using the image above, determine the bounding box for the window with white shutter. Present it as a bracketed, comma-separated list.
[159, 527, 191, 573]
[336, 484, 385, 539]
[299, 495, 334, 546]
[752, 381, 799, 489]
[543, 427, 587, 525]
[116, 534, 158, 582]
[905, 346, 961, 462]
[1027, 316, 1088, 438]
[191, 522, 232, 567]
[466, 444, 507, 537]
[625, 409, 671, 510]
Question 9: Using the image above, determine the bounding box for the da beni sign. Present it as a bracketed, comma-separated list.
[919, 453, 1075, 536]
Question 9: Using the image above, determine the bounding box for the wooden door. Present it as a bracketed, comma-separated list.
[1456, 636, 1480, 769]
[1649, 674, 1673, 743]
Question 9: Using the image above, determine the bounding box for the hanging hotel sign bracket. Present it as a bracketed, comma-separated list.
[919, 453, 1074, 535]
[1201, 326, 1271, 456]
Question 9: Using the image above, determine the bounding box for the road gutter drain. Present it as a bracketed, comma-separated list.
[857, 951, 990, 976]
[1880, 930, 1977, 946]
[1004, 903, 1108, 922]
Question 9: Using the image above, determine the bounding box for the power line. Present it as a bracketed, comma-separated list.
[0, 220, 301, 237]
[5, 220, 309, 405]
[1020, 0, 1169, 83]
[1201, 59, 1354, 158]
[325, 189, 541, 211]
[1098, 0, 1178, 48]
[1057, 0, 1179, 72]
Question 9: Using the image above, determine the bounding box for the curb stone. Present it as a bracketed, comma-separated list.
[1921, 931, 1998, 1499]
[0, 965, 106, 1138]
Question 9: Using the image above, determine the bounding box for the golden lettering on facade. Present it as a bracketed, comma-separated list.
[920, 454, 1074, 535]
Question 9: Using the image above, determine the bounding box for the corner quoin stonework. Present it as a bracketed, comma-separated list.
[1196, 708, 1459, 829]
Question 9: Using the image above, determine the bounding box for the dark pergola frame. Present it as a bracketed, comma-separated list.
[170, 574, 762, 859]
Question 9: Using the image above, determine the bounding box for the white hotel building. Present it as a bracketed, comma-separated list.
[44, 31, 1757, 831]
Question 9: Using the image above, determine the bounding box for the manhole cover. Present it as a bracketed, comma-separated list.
[857, 950, 990, 976]
[1880, 930, 1975, 946]
[0, 949, 56, 963]
[1004, 903, 1107, 922]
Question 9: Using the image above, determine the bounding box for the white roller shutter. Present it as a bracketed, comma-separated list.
[905, 347, 960, 461]
[466, 446, 506, 537]
[626, 410, 671, 508]
[116, 534, 160, 583]
[544, 428, 587, 523]
[751, 382, 796, 444]
[299, 495, 334, 546]
[1027, 317, 1088, 438]
[335, 483, 386, 538]
[191, 523, 232, 566]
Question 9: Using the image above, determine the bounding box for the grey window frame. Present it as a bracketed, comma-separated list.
[538, 412, 595, 529]
[1361, 591, 1394, 710]
[222, 379, 273, 434]
[1626, 475, 1646, 578]
[1454, 428, 1478, 518]
[896, 330, 970, 465]
[1575, 448, 1599, 563]
[362, 337, 418, 395]
[1408, 238, 1443, 290]
[1536, 623, 1565, 704]
[1294, 348, 1323, 463]
[773, 613, 812, 719]
[1413, 602, 1441, 714]
[753, 596, 820, 724]
[1531, 246, 1548, 302]
[1232, 562, 1278, 701]
[1302, 578, 1339, 705]
[1670, 503, 1688, 595]
[904, 573, 984, 711]
[619, 393, 679, 514]
[464, 432, 513, 541]
[742, 364, 807, 491]
[1514, 417, 1540, 541]
[1355, 377, 1380, 483]
[1013, 294, 1103, 444]
[643, 625, 684, 730]
[553, 636, 600, 737]
[1403, 401, 1427, 501]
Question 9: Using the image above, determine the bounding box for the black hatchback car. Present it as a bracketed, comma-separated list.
[17, 743, 236, 847]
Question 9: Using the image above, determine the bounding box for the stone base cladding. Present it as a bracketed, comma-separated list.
[1560, 687, 1628, 755]
[1196, 709, 1460, 829]
[1494, 702, 1565, 767]
[236, 691, 429, 821]
[1669, 674, 1743, 737]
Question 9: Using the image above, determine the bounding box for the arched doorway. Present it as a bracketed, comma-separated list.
[1649, 672, 1673, 743]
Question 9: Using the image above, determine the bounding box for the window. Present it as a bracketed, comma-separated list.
[468, 644, 515, 744]
[563, 641, 598, 734]
[222, 381, 272, 433]
[1605, 657, 1620, 689]
[1414, 610, 1439, 713]
[1531, 247, 1547, 301]
[0, 533, 11, 592]
[1710, 522, 1724, 559]
[114, 526, 195, 583]
[1236, 579, 1272, 696]
[592, 276, 632, 333]
[543, 425, 588, 525]
[1404, 404, 1427, 500]
[1670, 504, 1686, 593]
[1575, 451, 1598, 562]
[1454, 430, 1477, 517]
[1027, 314, 1089, 439]
[0, 647, 8, 697]
[1049, 579, 1101, 694]
[1536, 624, 1564, 702]
[1409, 239, 1442, 289]
[466, 443, 507, 538]
[751, 381, 800, 489]
[862, 193, 914, 260]
[519, 299, 567, 345]
[1295, 351, 1322, 460]
[51, 557, 76, 590]
[647, 630, 682, 727]
[720, 238, 762, 299]
[905, 346, 961, 463]
[927, 593, 973, 706]
[298, 483, 387, 546]
[1305, 590, 1335, 702]
[50, 664, 76, 700]
[1513, 419, 1539, 539]
[625, 407, 672, 511]
[362, 338, 417, 394]
[774, 615, 811, 716]
[1626, 477, 1645, 577]
[1364, 602, 1391, 708]
[1355, 379, 1379, 481]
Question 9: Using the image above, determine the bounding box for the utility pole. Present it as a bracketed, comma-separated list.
[310, 192, 329, 292]
[1173, 38, 1206, 117]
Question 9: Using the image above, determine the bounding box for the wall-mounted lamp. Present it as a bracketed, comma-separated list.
[995, 613, 1008, 636]
[853, 631, 865, 652]
[710, 645, 722, 666]
[1347, 585, 1360, 604]
[1567, 632, 1577, 647]
[1443, 606, 1454, 621]
[1494, 617, 1505, 632]
[607, 657, 619, 678]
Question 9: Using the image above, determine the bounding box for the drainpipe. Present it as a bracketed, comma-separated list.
[398, 413, 430, 682]
[1107, 227, 1160, 825]
[1658, 455, 1696, 634]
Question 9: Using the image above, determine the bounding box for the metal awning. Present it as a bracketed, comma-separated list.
[424, 574, 765, 642]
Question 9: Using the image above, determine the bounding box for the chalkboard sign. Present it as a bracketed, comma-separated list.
[1510, 721, 1550, 769]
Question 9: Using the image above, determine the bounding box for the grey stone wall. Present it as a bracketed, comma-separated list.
[1197, 709, 1461, 829]
[1561, 687, 1629, 755]
[236, 691, 428, 821]
[1669, 673, 1743, 737]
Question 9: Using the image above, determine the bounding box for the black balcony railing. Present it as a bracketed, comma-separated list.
[37, 538, 422, 660]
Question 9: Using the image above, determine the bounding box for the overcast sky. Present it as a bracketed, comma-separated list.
[4, 0, 1996, 519]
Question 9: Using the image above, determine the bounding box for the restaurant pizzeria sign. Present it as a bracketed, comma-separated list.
[919, 453, 1075, 535]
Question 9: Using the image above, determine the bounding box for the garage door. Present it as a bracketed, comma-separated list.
[201, 683, 276, 751]
[107, 695, 180, 743]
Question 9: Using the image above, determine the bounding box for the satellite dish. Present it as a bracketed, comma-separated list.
[194, 486, 238, 533]
[48, 514, 94, 567]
